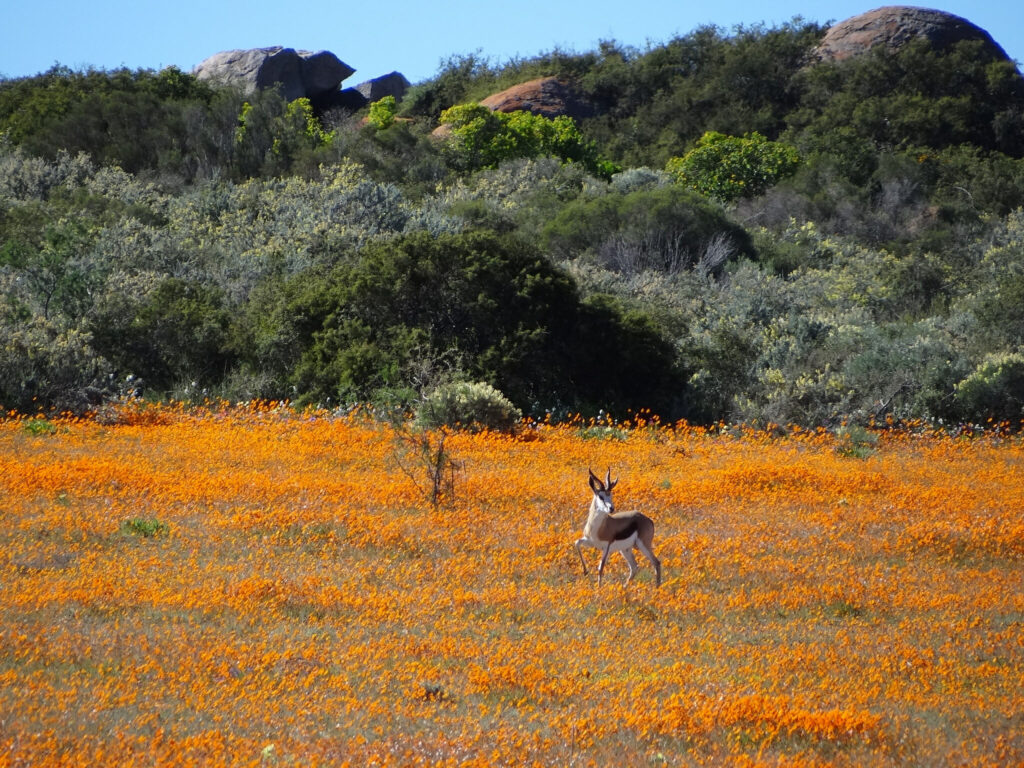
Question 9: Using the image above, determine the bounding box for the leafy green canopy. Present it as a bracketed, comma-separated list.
[792, 39, 1024, 159]
[0, 66, 216, 178]
[0, 65, 349, 183]
[266, 230, 683, 415]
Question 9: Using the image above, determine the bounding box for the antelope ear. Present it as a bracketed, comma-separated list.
[588, 468, 602, 492]
[608, 477, 618, 491]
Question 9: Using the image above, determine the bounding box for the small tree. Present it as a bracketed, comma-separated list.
[391, 421, 461, 508]
[233, 95, 333, 176]
[272, 97, 334, 157]
[367, 96, 398, 130]
[385, 368, 471, 508]
[666, 131, 799, 202]
[438, 103, 618, 178]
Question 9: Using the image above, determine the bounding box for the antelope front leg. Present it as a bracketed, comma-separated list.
[573, 539, 589, 575]
[597, 542, 612, 588]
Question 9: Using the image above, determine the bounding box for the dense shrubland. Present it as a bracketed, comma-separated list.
[3, 20, 1024, 427]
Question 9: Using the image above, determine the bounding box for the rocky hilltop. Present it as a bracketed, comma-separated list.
[190, 7, 1016, 114]
[193, 47, 413, 110]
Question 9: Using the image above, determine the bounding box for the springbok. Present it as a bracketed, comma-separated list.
[574, 468, 662, 587]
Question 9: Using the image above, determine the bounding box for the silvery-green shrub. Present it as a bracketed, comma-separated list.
[416, 381, 523, 432]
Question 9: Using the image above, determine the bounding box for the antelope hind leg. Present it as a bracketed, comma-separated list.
[621, 549, 638, 585]
[636, 539, 662, 587]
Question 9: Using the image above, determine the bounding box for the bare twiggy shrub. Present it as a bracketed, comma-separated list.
[696, 232, 736, 279]
[390, 423, 461, 508]
[597, 230, 691, 275]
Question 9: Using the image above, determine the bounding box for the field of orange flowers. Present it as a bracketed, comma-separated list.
[2, 403, 1022, 767]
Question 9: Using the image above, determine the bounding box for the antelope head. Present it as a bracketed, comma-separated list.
[588, 467, 617, 514]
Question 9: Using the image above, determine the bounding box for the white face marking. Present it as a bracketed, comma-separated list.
[594, 488, 614, 514]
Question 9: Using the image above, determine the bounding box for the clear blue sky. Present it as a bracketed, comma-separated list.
[1, 1, 1020, 85]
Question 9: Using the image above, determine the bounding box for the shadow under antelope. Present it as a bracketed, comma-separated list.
[574, 468, 662, 587]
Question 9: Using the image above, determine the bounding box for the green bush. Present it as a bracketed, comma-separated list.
[232, 93, 335, 178]
[120, 517, 169, 538]
[0, 65, 218, 181]
[88, 277, 233, 394]
[438, 103, 617, 178]
[967, 217, 1024, 350]
[839, 319, 967, 423]
[0, 315, 111, 414]
[573, 294, 686, 417]
[834, 424, 879, 458]
[666, 131, 800, 202]
[793, 39, 1024, 158]
[438, 157, 592, 240]
[416, 380, 523, 432]
[542, 185, 754, 273]
[954, 353, 1024, 424]
[23, 418, 58, 436]
[0, 218, 101, 323]
[286, 230, 583, 407]
[575, 23, 825, 167]
[282, 230, 684, 417]
[367, 96, 398, 129]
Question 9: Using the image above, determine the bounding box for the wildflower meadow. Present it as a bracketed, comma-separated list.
[2, 404, 1022, 766]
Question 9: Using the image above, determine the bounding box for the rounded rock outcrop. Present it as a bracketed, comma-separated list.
[479, 77, 597, 121]
[355, 71, 412, 104]
[193, 47, 355, 102]
[816, 6, 1012, 63]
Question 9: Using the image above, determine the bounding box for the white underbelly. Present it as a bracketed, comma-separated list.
[584, 533, 637, 552]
